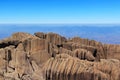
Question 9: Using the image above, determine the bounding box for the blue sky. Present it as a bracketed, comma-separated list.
[0, 0, 120, 24]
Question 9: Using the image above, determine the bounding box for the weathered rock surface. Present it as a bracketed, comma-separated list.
[44, 54, 120, 80]
[0, 39, 20, 48]
[34, 32, 67, 45]
[69, 37, 120, 60]
[0, 32, 119, 80]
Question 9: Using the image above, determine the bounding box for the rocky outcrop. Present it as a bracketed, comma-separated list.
[58, 48, 95, 61]
[10, 32, 35, 41]
[69, 37, 120, 60]
[34, 32, 46, 39]
[73, 49, 95, 61]
[0, 33, 46, 80]
[34, 32, 67, 45]
[44, 54, 120, 80]
[0, 32, 119, 80]
[104, 44, 120, 60]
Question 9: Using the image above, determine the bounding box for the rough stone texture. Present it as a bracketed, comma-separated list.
[46, 32, 67, 45]
[10, 32, 35, 41]
[44, 54, 120, 80]
[34, 32, 46, 39]
[0, 32, 119, 80]
[23, 37, 51, 65]
[69, 37, 120, 60]
[34, 32, 67, 45]
[73, 49, 95, 61]
[58, 48, 95, 61]
[23, 37, 49, 53]
[104, 44, 120, 60]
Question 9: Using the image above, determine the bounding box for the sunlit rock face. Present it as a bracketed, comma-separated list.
[0, 32, 119, 80]
[44, 54, 120, 80]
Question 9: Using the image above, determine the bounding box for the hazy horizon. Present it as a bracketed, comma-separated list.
[0, 24, 120, 44]
[0, 0, 120, 44]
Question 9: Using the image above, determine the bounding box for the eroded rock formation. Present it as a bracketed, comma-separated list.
[0, 32, 119, 80]
[44, 54, 120, 80]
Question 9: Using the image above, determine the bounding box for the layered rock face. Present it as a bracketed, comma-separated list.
[0, 32, 119, 80]
[44, 54, 120, 80]
[69, 37, 120, 60]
